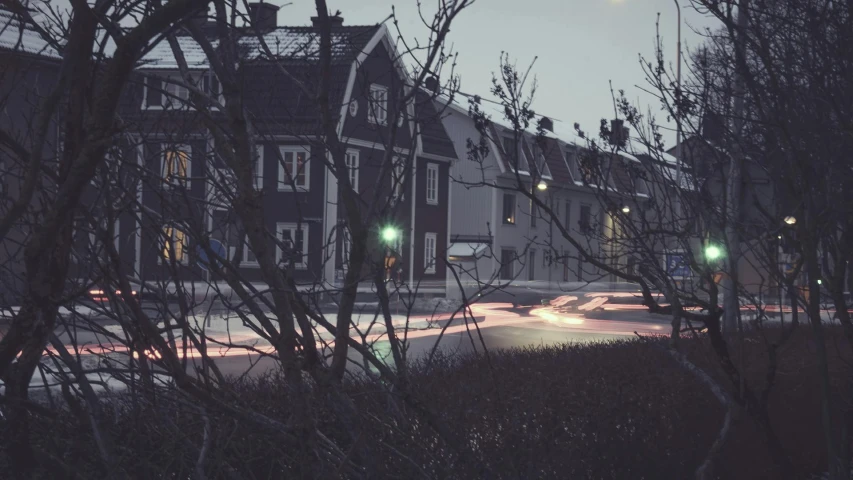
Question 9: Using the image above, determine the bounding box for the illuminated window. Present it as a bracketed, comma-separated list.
[502, 194, 516, 225]
[163, 145, 190, 187]
[278, 146, 310, 191]
[162, 226, 188, 264]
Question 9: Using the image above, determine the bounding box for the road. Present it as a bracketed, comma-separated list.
[2, 288, 835, 392]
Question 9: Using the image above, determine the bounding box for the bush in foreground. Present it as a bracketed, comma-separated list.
[3, 327, 851, 479]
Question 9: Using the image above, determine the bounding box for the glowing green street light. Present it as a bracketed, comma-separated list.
[705, 244, 723, 261]
[381, 226, 400, 244]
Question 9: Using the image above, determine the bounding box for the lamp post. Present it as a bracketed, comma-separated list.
[673, 0, 683, 218]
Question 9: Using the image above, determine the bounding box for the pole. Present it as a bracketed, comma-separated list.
[722, 1, 749, 334]
[673, 0, 682, 218]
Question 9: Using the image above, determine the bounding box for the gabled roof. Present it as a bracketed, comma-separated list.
[139, 24, 381, 69]
[0, 8, 61, 59]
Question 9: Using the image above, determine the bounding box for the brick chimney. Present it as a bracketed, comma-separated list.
[609, 119, 628, 147]
[311, 15, 344, 28]
[248, 2, 279, 31]
[424, 76, 439, 93]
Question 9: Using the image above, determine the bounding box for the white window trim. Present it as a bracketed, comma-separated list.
[392, 155, 405, 203]
[254, 145, 264, 190]
[345, 149, 359, 192]
[368, 84, 388, 126]
[277, 145, 311, 192]
[424, 232, 437, 274]
[162, 144, 192, 189]
[241, 236, 260, 268]
[425, 163, 439, 205]
[276, 222, 309, 270]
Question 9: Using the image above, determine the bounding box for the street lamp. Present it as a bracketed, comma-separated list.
[705, 244, 723, 261]
[784, 216, 797, 225]
[537, 181, 547, 191]
[621, 206, 630, 214]
[380, 225, 399, 244]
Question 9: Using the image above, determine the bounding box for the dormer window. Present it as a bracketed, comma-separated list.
[143, 71, 223, 110]
[368, 84, 388, 125]
[502, 135, 530, 173]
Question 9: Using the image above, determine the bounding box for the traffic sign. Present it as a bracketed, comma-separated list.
[197, 239, 227, 271]
[665, 252, 690, 279]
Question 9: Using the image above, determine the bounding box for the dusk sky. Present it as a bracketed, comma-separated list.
[282, 0, 721, 147]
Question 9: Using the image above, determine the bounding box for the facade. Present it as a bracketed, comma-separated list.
[0, 6, 457, 304]
[0, 8, 62, 305]
[111, 9, 456, 296]
[441, 99, 647, 299]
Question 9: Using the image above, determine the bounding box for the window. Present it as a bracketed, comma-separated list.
[143, 72, 222, 110]
[425, 163, 439, 205]
[277, 223, 308, 269]
[278, 146, 310, 191]
[391, 156, 405, 203]
[530, 201, 537, 228]
[543, 249, 549, 268]
[562, 249, 570, 282]
[210, 209, 238, 261]
[163, 145, 190, 187]
[564, 200, 571, 230]
[579, 204, 592, 233]
[341, 226, 352, 271]
[242, 235, 258, 266]
[500, 249, 515, 280]
[502, 193, 516, 225]
[162, 226, 188, 264]
[424, 232, 437, 274]
[163, 77, 190, 108]
[254, 145, 264, 190]
[566, 149, 581, 181]
[345, 150, 359, 191]
[502, 136, 518, 159]
[368, 84, 388, 125]
[528, 249, 536, 280]
[502, 135, 529, 171]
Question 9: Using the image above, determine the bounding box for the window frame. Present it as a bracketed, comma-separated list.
[162, 144, 192, 189]
[277, 145, 311, 192]
[425, 163, 439, 205]
[368, 84, 388, 126]
[500, 248, 515, 280]
[276, 222, 309, 270]
[424, 232, 437, 274]
[254, 145, 264, 190]
[241, 234, 260, 268]
[345, 149, 359, 192]
[502, 193, 516, 225]
[579, 204, 592, 233]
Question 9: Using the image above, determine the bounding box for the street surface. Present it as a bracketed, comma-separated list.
[0, 287, 841, 394]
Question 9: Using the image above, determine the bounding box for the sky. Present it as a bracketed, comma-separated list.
[279, 0, 720, 147]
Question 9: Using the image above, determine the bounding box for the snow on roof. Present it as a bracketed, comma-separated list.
[0, 8, 61, 59]
[140, 26, 379, 69]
